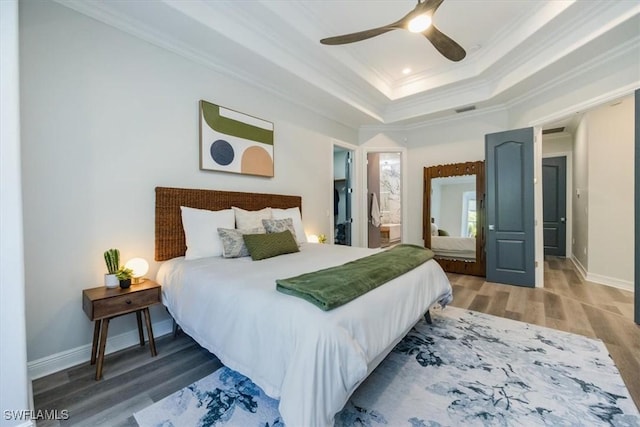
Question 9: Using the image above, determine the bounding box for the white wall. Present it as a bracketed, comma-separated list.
[586, 96, 634, 287]
[1, 1, 32, 425]
[20, 0, 356, 366]
[542, 133, 573, 155]
[569, 97, 635, 288]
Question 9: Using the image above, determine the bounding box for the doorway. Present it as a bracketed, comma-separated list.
[367, 152, 402, 249]
[333, 146, 353, 246]
[542, 156, 567, 257]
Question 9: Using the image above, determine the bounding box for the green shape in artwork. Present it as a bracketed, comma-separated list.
[201, 101, 273, 146]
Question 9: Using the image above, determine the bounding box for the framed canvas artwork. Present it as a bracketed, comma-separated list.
[199, 100, 274, 177]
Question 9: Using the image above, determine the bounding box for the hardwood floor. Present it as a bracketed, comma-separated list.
[33, 256, 639, 426]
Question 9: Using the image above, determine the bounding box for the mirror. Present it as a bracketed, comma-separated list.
[423, 161, 485, 276]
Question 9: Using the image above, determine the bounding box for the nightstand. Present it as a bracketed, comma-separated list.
[82, 280, 161, 380]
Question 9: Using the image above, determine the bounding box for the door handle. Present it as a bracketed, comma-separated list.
[488, 224, 495, 231]
[560, 217, 566, 223]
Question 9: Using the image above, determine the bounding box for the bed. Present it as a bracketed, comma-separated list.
[431, 235, 476, 260]
[155, 187, 453, 427]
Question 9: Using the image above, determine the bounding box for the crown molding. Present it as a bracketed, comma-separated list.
[54, 0, 378, 128]
[505, 35, 640, 112]
[53, 0, 640, 129]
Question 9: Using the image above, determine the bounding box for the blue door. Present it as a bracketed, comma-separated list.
[485, 128, 535, 287]
[542, 156, 567, 256]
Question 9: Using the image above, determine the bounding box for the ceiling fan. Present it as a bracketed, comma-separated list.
[320, 0, 466, 62]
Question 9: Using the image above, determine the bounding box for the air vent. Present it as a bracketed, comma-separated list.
[455, 105, 476, 113]
[542, 127, 565, 135]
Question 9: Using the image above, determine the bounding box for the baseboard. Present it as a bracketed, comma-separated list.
[27, 318, 173, 380]
[570, 256, 634, 292]
[585, 272, 634, 292]
[570, 255, 588, 280]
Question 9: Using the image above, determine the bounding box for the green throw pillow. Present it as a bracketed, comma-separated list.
[243, 230, 300, 261]
[438, 229, 450, 236]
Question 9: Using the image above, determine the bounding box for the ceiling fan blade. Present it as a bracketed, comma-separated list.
[320, 25, 397, 45]
[320, 0, 426, 46]
[423, 24, 466, 61]
[420, 0, 445, 14]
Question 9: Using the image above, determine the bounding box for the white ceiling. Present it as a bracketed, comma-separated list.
[59, 0, 640, 128]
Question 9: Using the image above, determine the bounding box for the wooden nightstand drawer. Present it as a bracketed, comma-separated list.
[91, 288, 160, 319]
[82, 281, 161, 320]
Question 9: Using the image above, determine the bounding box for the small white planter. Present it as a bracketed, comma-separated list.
[104, 273, 119, 288]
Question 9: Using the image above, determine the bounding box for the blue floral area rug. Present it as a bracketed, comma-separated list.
[134, 307, 640, 426]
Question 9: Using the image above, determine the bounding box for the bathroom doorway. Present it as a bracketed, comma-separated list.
[334, 146, 353, 246]
[367, 152, 402, 248]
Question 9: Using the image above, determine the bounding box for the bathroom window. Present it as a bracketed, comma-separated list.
[461, 191, 477, 238]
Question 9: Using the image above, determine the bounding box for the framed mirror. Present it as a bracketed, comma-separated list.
[423, 161, 485, 276]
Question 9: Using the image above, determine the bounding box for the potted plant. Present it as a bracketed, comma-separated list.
[116, 266, 134, 289]
[104, 248, 120, 288]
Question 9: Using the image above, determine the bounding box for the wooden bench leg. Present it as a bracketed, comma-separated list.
[90, 320, 101, 365]
[95, 318, 110, 380]
[143, 308, 157, 357]
[136, 311, 145, 346]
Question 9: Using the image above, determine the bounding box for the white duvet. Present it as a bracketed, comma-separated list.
[158, 243, 452, 427]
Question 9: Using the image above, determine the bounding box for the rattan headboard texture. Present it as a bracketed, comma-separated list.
[155, 186, 302, 261]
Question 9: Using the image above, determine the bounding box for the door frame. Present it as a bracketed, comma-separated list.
[635, 88, 639, 325]
[360, 147, 408, 249]
[542, 152, 572, 259]
[331, 139, 360, 246]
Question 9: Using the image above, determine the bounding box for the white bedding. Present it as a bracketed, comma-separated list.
[158, 243, 453, 427]
[431, 235, 476, 259]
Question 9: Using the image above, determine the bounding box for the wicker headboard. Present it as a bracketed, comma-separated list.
[155, 186, 302, 261]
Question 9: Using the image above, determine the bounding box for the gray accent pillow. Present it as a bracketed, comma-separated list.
[262, 218, 297, 243]
[217, 227, 263, 258]
[243, 231, 300, 261]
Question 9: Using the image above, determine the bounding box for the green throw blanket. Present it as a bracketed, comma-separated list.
[276, 244, 435, 311]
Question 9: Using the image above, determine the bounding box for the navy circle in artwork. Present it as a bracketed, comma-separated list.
[210, 139, 234, 166]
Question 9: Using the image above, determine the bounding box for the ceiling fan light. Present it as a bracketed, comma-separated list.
[407, 14, 432, 33]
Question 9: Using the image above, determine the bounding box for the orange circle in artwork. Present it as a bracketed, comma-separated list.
[241, 146, 273, 177]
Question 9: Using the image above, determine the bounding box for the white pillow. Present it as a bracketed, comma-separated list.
[180, 206, 235, 260]
[272, 207, 307, 244]
[431, 223, 438, 237]
[217, 227, 263, 258]
[262, 218, 297, 243]
[232, 206, 272, 232]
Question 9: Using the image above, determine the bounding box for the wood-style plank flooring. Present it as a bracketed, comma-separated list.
[33, 256, 639, 426]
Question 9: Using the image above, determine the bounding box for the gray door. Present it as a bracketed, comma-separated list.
[542, 157, 567, 256]
[485, 127, 535, 287]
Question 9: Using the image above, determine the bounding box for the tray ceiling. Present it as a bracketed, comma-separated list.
[58, 0, 640, 128]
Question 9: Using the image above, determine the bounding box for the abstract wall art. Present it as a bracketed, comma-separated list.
[199, 100, 274, 177]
